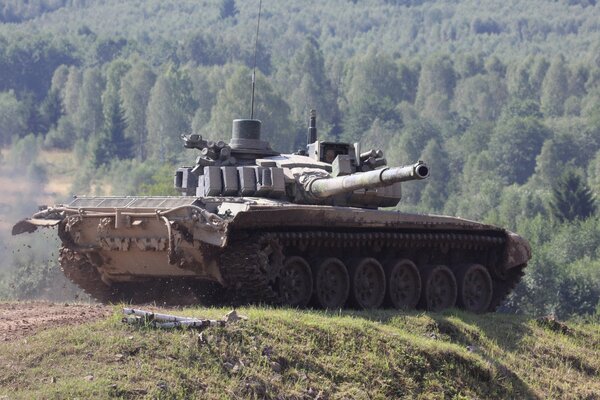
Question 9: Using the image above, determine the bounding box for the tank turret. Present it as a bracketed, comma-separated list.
[175, 111, 426, 208]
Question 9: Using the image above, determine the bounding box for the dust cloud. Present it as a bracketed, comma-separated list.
[0, 148, 84, 301]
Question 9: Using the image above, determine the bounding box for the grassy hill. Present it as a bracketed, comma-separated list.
[0, 306, 598, 399]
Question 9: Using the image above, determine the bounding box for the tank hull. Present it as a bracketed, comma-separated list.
[13, 196, 530, 312]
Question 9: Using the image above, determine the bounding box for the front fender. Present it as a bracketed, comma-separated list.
[504, 231, 532, 269]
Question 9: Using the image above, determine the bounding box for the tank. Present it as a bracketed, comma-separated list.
[12, 111, 531, 312]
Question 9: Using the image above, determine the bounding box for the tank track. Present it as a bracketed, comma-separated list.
[488, 264, 526, 312]
[218, 233, 281, 305]
[60, 228, 525, 311]
[273, 230, 505, 248]
[59, 246, 121, 303]
[219, 230, 525, 312]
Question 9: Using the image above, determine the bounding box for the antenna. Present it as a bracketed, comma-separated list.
[250, 0, 262, 119]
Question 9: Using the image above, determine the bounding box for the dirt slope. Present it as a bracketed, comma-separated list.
[0, 302, 110, 342]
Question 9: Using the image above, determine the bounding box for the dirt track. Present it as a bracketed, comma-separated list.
[0, 302, 111, 342]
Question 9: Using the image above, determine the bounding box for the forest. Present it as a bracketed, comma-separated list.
[0, 0, 599, 319]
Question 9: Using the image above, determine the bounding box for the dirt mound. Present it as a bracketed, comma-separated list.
[0, 302, 111, 342]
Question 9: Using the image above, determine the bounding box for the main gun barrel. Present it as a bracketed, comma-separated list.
[307, 161, 429, 199]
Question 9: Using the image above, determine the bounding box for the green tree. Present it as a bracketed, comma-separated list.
[76, 67, 104, 140]
[588, 150, 600, 195]
[208, 66, 292, 151]
[98, 60, 131, 161]
[534, 139, 567, 187]
[341, 49, 402, 141]
[50, 64, 69, 99]
[44, 116, 76, 149]
[484, 55, 506, 79]
[506, 61, 533, 100]
[91, 97, 128, 167]
[455, 53, 484, 79]
[541, 55, 569, 116]
[487, 184, 546, 232]
[219, 0, 238, 20]
[146, 65, 196, 161]
[529, 56, 550, 100]
[93, 37, 128, 65]
[501, 98, 543, 119]
[447, 120, 493, 162]
[283, 37, 338, 134]
[568, 63, 589, 99]
[443, 151, 503, 221]
[139, 163, 179, 196]
[415, 54, 456, 120]
[0, 90, 28, 145]
[178, 32, 222, 66]
[489, 116, 550, 184]
[0, 34, 76, 101]
[63, 66, 81, 117]
[453, 74, 507, 122]
[418, 139, 450, 211]
[389, 103, 441, 164]
[396, 60, 420, 104]
[549, 169, 596, 222]
[121, 62, 156, 161]
[38, 88, 62, 133]
[556, 257, 600, 317]
[102, 60, 130, 116]
[189, 68, 215, 135]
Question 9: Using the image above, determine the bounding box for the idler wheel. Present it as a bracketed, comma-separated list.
[421, 265, 457, 312]
[277, 256, 313, 307]
[312, 258, 350, 309]
[349, 258, 386, 309]
[385, 259, 421, 310]
[456, 263, 493, 313]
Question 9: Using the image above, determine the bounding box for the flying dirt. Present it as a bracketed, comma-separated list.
[12, 111, 531, 312]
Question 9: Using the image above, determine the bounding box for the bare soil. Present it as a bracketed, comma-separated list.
[0, 302, 111, 342]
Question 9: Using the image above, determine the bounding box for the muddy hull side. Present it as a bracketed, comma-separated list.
[228, 204, 531, 273]
[15, 197, 229, 287]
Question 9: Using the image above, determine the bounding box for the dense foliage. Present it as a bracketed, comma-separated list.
[1, 0, 599, 317]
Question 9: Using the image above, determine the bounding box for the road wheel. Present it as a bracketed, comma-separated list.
[456, 264, 493, 313]
[421, 265, 457, 312]
[312, 258, 349, 309]
[349, 258, 386, 309]
[277, 256, 313, 307]
[385, 259, 421, 310]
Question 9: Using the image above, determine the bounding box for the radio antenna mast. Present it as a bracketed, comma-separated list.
[250, 0, 262, 119]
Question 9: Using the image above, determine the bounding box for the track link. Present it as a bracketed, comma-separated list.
[488, 264, 526, 312]
[59, 246, 119, 303]
[218, 233, 281, 305]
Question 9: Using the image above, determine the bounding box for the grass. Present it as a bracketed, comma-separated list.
[0, 308, 598, 399]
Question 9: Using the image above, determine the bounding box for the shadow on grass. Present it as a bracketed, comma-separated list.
[285, 307, 540, 399]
